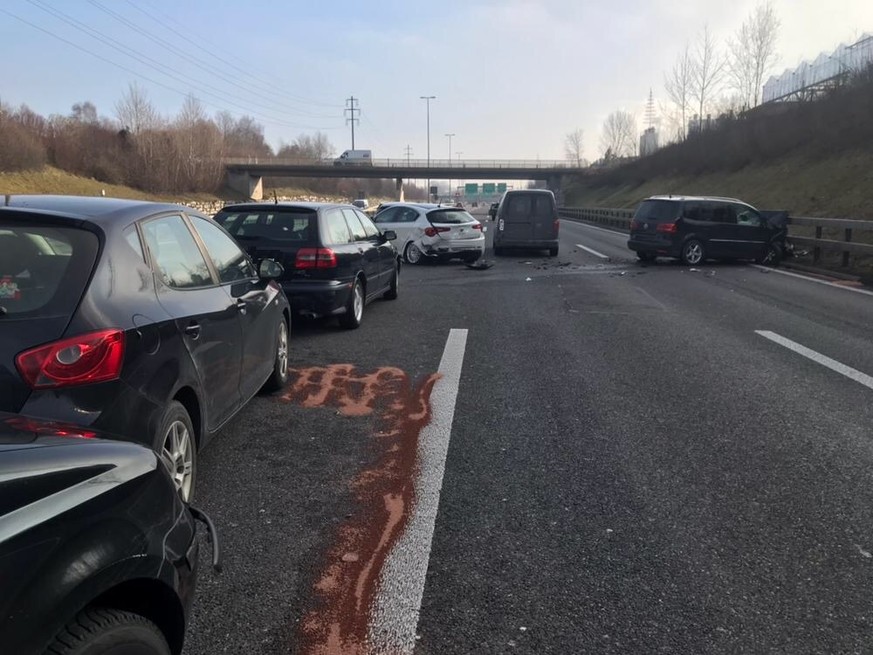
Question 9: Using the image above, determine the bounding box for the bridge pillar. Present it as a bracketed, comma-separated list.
[227, 171, 264, 200]
[396, 177, 404, 202]
[547, 175, 565, 206]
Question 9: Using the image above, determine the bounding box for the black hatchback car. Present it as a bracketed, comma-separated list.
[214, 202, 400, 329]
[627, 195, 788, 265]
[0, 411, 217, 655]
[0, 196, 291, 501]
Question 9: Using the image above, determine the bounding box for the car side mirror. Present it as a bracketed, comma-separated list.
[382, 230, 397, 241]
[258, 258, 284, 280]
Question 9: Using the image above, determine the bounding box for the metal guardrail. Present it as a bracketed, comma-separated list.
[224, 157, 579, 169]
[558, 207, 873, 269]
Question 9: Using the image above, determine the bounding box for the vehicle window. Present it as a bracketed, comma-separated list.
[428, 209, 475, 225]
[141, 215, 213, 289]
[635, 200, 682, 222]
[399, 208, 420, 223]
[123, 225, 145, 262]
[215, 210, 318, 243]
[356, 211, 381, 238]
[342, 209, 368, 241]
[373, 207, 401, 224]
[504, 194, 533, 222]
[710, 203, 736, 224]
[324, 209, 353, 244]
[734, 204, 762, 227]
[190, 216, 256, 283]
[0, 223, 98, 317]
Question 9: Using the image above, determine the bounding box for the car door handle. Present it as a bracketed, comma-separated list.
[185, 323, 201, 339]
[236, 299, 247, 315]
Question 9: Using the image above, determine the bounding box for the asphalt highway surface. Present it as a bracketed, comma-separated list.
[184, 217, 873, 654]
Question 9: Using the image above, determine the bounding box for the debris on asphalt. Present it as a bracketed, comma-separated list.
[341, 552, 360, 562]
[525, 277, 532, 281]
[520, 627, 528, 632]
[466, 259, 494, 270]
[705, 270, 716, 277]
[689, 268, 700, 272]
[856, 544, 872, 558]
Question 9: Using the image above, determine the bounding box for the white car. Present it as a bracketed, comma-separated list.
[373, 203, 485, 264]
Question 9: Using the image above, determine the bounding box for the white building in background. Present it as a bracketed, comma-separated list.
[762, 33, 873, 103]
[639, 127, 659, 156]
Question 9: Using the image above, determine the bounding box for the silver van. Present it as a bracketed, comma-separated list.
[491, 189, 559, 256]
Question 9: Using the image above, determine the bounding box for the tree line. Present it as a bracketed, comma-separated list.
[0, 82, 403, 198]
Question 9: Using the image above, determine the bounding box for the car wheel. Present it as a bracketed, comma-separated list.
[758, 243, 783, 266]
[637, 252, 655, 262]
[384, 263, 399, 300]
[339, 278, 364, 329]
[46, 607, 171, 655]
[404, 242, 423, 265]
[548, 246, 558, 257]
[155, 401, 196, 502]
[680, 239, 705, 266]
[261, 319, 290, 393]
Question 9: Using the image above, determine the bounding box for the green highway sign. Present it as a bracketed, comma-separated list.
[482, 183, 496, 194]
[464, 183, 479, 195]
[497, 183, 507, 193]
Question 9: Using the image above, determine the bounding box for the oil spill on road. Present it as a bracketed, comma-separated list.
[281, 365, 441, 655]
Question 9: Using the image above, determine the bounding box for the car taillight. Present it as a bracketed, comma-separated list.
[296, 247, 337, 269]
[554, 218, 560, 232]
[656, 222, 678, 234]
[630, 219, 640, 230]
[471, 223, 483, 231]
[16, 329, 125, 390]
[424, 227, 450, 237]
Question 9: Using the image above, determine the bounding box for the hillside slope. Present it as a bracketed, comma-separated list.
[565, 149, 873, 218]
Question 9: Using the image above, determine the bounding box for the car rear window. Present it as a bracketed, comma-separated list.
[215, 210, 318, 244]
[503, 194, 555, 222]
[427, 209, 475, 225]
[634, 200, 682, 222]
[0, 222, 99, 318]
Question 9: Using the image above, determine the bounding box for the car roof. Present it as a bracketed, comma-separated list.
[0, 195, 203, 227]
[219, 201, 349, 212]
[645, 195, 747, 204]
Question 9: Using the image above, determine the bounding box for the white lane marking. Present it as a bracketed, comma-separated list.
[750, 264, 873, 298]
[561, 220, 628, 238]
[575, 243, 610, 259]
[756, 330, 873, 391]
[367, 328, 468, 653]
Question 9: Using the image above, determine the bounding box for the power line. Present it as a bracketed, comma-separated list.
[1, 7, 339, 132]
[85, 0, 337, 120]
[345, 96, 360, 150]
[126, 0, 343, 110]
[23, 0, 336, 129]
[404, 145, 413, 164]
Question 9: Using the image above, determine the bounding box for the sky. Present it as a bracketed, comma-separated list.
[1, 0, 872, 163]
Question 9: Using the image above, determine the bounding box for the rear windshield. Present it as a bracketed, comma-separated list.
[215, 210, 318, 244]
[427, 209, 475, 225]
[503, 194, 555, 222]
[0, 222, 99, 318]
[634, 200, 681, 222]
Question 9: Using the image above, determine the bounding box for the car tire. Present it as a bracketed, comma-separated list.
[260, 319, 290, 393]
[339, 278, 364, 330]
[757, 243, 783, 266]
[680, 239, 706, 266]
[637, 252, 655, 262]
[155, 400, 196, 502]
[404, 242, 423, 265]
[384, 263, 399, 300]
[46, 606, 171, 655]
[548, 246, 558, 257]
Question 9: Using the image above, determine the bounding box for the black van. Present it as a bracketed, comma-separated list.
[491, 189, 560, 256]
[627, 196, 787, 265]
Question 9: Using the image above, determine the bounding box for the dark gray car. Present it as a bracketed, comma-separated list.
[491, 189, 560, 256]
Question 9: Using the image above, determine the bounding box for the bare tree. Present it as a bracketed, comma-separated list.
[665, 43, 694, 140]
[728, 0, 780, 107]
[70, 101, 98, 124]
[600, 111, 637, 159]
[564, 129, 585, 166]
[691, 26, 725, 122]
[114, 82, 159, 134]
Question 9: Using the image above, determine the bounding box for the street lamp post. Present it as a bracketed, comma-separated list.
[445, 133, 455, 202]
[420, 96, 436, 200]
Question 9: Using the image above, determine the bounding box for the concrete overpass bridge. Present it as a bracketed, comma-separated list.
[224, 158, 588, 201]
